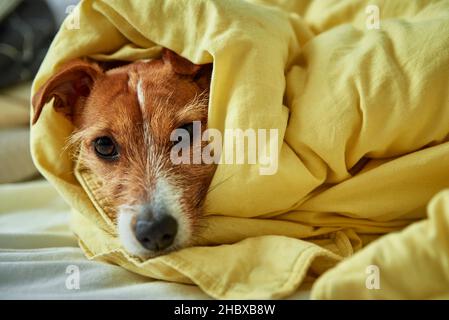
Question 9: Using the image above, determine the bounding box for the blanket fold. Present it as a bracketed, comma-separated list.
[31, 0, 449, 299]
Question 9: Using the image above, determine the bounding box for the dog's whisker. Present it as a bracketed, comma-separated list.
[206, 173, 236, 195]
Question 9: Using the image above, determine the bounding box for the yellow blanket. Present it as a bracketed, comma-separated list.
[31, 0, 449, 299]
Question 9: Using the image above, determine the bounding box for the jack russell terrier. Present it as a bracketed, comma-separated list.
[32, 49, 215, 258]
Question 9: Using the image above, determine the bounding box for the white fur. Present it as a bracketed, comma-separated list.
[117, 205, 150, 258]
[137, 79, 145, 112]
[154, 177, 191, 247]
[117, 176, 191, 258]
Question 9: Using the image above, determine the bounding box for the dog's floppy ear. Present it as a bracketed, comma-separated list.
[162, 49, 212, 91]
[162, 49, 203, 76]
[32, 59, 102, 125]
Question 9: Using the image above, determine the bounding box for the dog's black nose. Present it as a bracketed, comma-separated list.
[134, 214, 178, 251]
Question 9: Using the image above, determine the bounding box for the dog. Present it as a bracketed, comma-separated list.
[32, 49, 215, 258]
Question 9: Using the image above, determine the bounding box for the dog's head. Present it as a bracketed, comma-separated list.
[32, 49, 215, 258]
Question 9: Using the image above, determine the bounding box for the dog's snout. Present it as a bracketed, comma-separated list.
[134, 214, 178, 251]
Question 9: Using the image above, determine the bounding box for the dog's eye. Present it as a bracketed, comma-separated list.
[173, 122, 194, 146]
[93, 136, 119, 160]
